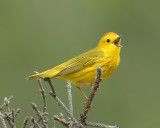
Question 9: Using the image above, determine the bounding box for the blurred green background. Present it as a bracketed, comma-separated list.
[0, 0, 160, 127]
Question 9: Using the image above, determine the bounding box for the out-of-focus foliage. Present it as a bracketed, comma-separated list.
[0, 0, 160, 128]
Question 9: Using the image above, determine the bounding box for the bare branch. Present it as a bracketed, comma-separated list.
[31, 102, 48, 128]
[45, 78, 77, 123]
[11, 109, 15, 125]
[15, 109, 21, 118]
[31, 103, 40, 115]
[86, 121, 118, 128]
[31, 117, 41, 128]
[34, 71, 47, 113]
[0, 66, 118, 128]
[53, 115, 69, 128]
[22, 116, 30, 128]
[0, 113, 7, 128]
[79, 67, 102, 125]
[0, 96, 17, 128]
[52, 116, 56, 128]
[66, 81, 73, 115]
[30, 71, 49, 128]
[0, 96, 13, 111]
[4, 112, 16, 128]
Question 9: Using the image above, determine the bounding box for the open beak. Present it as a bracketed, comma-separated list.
[113, 36, 123, 47]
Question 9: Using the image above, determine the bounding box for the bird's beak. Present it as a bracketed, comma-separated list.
[113, 36, 123, 47]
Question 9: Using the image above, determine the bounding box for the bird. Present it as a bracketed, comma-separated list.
[28, 32, 122, 101]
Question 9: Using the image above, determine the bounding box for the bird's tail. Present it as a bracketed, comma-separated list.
[27, 72, 45, 80]
[27, 67, 60, 80]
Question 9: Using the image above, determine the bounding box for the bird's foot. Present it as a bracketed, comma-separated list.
[91, 85, 100, 93]
[82, 101, 92, 111]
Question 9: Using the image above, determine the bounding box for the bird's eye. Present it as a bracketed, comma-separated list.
[107, 39, 110, 43]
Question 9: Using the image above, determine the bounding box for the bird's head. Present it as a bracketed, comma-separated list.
[97, 32, 122, 50]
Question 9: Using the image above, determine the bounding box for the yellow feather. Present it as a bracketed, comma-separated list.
[28, 32, 122, 87]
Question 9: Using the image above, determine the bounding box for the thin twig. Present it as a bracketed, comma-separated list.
[22, 116, 30, 128]
[53, 115, 69, 128]
[31, 103, 41, 128]
[11, 109, 15, 125]
[15, 109, 21, 118]
[86, 121, 118, 128]
[2, 96, 16, 128]
[45, 78, 77, 123]
[32, 71, 48, 128]
[0, 113, 7, 128]
[44, 78, 56, 97]
[5, 96, 13, 112]
[52, 115, 56, 128]
[66, 81, 73, 115]
[4, 113, 16, 128]
[31, 117, 41, 128]
[31, 103, 48, 127]
[31, 103, 40, 115]
[34, 71, 47, 113]
[0, 96, 13, 111]
[79, 67, 102, 125]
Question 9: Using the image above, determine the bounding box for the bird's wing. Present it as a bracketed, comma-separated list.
[55, 50, 104, 76]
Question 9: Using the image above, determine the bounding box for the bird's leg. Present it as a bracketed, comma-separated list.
[77, 87, 92, 110]
[77, 87, 88, 101]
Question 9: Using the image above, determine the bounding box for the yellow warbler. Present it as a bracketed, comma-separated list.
[28, 32, 122, 99]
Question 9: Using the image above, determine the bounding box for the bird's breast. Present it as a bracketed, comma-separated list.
[57, 54, 120, 87]
[101, 55, 120, 81]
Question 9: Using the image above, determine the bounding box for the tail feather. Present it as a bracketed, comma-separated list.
[27, 73, 44, 80]
[27, 68, 60, 80]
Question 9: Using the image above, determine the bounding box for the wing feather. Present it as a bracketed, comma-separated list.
[55, 50, 104, 76]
